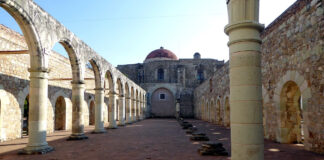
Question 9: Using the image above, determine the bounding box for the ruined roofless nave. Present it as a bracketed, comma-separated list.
[0, 0, 323, 159]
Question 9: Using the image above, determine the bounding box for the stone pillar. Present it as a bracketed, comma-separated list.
[139, 101, 143, 120]
[136, 100, 140, 120]
[117, 95, 125, 126]
[21, 69, 53, 154]
[125, 97, 132, 124]
[93, 88, 106, 133]
[108, 92, 117, 129]
[132, 98, 137, 122]
[225, 0, 264, 159]
[68, 81, 88, 140]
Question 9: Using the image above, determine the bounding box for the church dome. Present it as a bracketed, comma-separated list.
[144, 47, 178, 63]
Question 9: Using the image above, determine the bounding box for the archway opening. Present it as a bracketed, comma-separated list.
[89, 101, 95, 125]
[225, 97, 230, 127]
[216, 100, 221, 125]
[280, 81, 303, 144]
[211, 101, 215, 123]
[151, 88, 175, 118]
[105, 71, 114, 122]
[55, 96, 66, 131]
[22, 95, 29, 136]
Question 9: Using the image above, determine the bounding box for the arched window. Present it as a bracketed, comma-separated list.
[197, 69, 204, 82]
[157, 68, 164, 80]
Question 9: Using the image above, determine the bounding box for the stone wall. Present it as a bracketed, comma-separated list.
[194, 0, 324, 154]
[0, 24, 107, 142]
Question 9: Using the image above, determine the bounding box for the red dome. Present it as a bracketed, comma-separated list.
[144, 47, 178, 62]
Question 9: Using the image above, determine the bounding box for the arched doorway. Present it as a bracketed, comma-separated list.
[22, 95, 29, 136]
[151, 88, 175, 117]
[216, 100, 221, 125]
[89, 101, 95, 125]
[225, 97, 230, 127]
[279, 81, 303, 144]
[54, 96, 66, 131]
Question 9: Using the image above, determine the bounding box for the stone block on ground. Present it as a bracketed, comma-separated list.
[198, 142, 228, 156]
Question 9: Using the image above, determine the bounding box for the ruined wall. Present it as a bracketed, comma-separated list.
[194, 0, 324, 154]
[0, 24, 105, 142]
[194, 62, 230, 126]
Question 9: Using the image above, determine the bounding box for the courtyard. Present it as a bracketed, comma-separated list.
[0, 119, 322, 160]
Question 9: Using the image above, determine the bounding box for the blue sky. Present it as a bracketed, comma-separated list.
[0, 0, 296, 66]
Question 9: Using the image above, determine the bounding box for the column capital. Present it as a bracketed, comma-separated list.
[71, 80, 85, 85]
[225, 21, 264, 35]
[94, 88, 104, 91]
[28, 67, 50, 73]
[108, 91, 118, 96]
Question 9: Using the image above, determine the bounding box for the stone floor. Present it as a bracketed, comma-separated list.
[0, 119, 323, 160]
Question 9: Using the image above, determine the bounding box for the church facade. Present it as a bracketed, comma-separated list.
[117, 47, 224, 118]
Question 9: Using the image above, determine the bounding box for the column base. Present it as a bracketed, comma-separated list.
[19, 144, 54, 155]
[67, 134, 88, 141]
[117, 121, 126, 126]
[91, 129, 107, 134]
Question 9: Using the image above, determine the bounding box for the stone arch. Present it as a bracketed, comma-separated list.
[54, 96, 66, 131]
[273, 70, 311, 145]
[105, 70, 115, 93]
[88, 59, 104, 89]
[51, 39, 83, 82]
[151, 88, 175, 118]
[50, 91, 72, 130]
[0, 1, 47, 68]
[89, 100, 95, 125]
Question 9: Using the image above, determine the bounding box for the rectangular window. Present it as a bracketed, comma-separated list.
[159, 93, 165, 100]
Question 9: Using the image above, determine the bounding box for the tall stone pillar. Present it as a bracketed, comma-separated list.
[108, 92, 118, 129]
[68, 81, 88, 140]
[125, 96, 132, 124]
[117, 95, 125, 126]
[225, 0, 264, 159]
[93, 88, 106, 133]
[21, 69, 53, 154]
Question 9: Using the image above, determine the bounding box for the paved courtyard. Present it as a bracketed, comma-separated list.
[0, 119, 323, 160]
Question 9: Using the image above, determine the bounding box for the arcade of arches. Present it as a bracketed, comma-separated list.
[0, 0, 323, 159]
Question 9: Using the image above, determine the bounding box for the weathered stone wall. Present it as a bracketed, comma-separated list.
[194, 0, 324, 154]
[194, 62, 230, 126]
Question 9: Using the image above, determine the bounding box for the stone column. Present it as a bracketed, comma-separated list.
[225, 0, 264, 159]
[139, 101, 143, 120]
[93, 88, 106, 133]
[108, 92, 118, 129]
[21, 69, 53, 154]
[125, 97, 132, 123]
[132, 98, 137, 122]
[68, 81, 88, 140]
[117, 95, 125, 126]
[136, 100, 140, 120]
